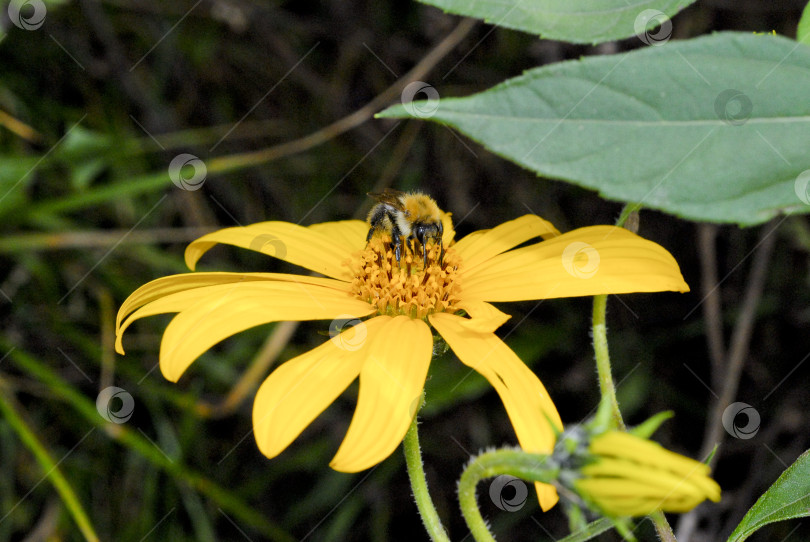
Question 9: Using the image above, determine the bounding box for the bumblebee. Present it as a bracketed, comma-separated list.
[366, 189, 444, 267]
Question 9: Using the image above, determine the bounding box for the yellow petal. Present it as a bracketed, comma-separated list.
[116, 272, 350, 333]
[252, 316, 388, 459]
[592, 433, 720, 502]
[429, 312, 562, 511]
[582, 460, 706, 499]
[117, 287, 211, 355]
[330, 316, 433, 472]
[307, 220, 368, 253]
[592, 432, 710, 475]
[462, 226, 689, 302]
[579, 432, 722, 515]
[159, 282, 374, 382]
[576, 477, 707, 515]
[452, 215, 560, 272]
[185, 222, 356, 280]
[455, 300, 511, 333]
[575, 478, 674, 516]
[451, 229, 487, 249]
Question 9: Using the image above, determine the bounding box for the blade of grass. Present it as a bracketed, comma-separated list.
[0, 379, 100, 542]
[26, 170, 169, 218]
[1, 342, 295, 542]
[0, 228, 211, 254]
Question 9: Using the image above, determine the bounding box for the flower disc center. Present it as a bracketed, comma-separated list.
[350, 237, 462, 319]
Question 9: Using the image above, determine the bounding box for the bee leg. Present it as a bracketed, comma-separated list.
[436, 222, 444, 266]
[389, 219, 404, 267]
[438, 238, 444, 266]
[423, 239, 428, 267]
[393, 236, 402, 266]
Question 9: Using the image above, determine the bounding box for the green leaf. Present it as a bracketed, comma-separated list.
[418, 0, 696, 44]
[56, 126, 115, 189]
[727, 449, 810, 541]
[0, 155, 41, 218]
[628, 411, 673, 439]
[799, 2, 810, 45]
[379, 32, 810, 225]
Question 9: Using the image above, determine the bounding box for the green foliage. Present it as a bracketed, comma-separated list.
[727, 449, 810, 542]
[418, 0, 696, 44]
[380, 32, 810, 225]
[627, 411, 673, 439]
[0, 387, 98, 541]
[0, 155, 39, 216]
[3, 0, 810, 540]
[56, 127, 117, 190]
[798, 1, 810, 44]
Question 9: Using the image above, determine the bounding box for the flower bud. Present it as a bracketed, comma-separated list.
[556, 428, 720, 517]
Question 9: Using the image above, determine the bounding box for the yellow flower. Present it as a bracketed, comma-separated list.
[574, 431, 721, 516]
[115, 211, 688, 511]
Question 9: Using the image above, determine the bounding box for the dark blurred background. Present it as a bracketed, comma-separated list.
[2, 0, 810, 540]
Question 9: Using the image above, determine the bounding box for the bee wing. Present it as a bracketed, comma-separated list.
[367, 188, 406, 211]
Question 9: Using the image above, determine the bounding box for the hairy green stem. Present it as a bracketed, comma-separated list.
[649, 510, 677, 542]
[592, 203, 676, 541]
[0, 380, 100, 542]
[458, 449, 558, 541]
[616, 203, 642, 230]
[403, 414, 450, 542]
[592, 294, 625, 431]
[591, 203, 641, 428]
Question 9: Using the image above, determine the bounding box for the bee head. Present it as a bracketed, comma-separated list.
[412, 221, 443, 245]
